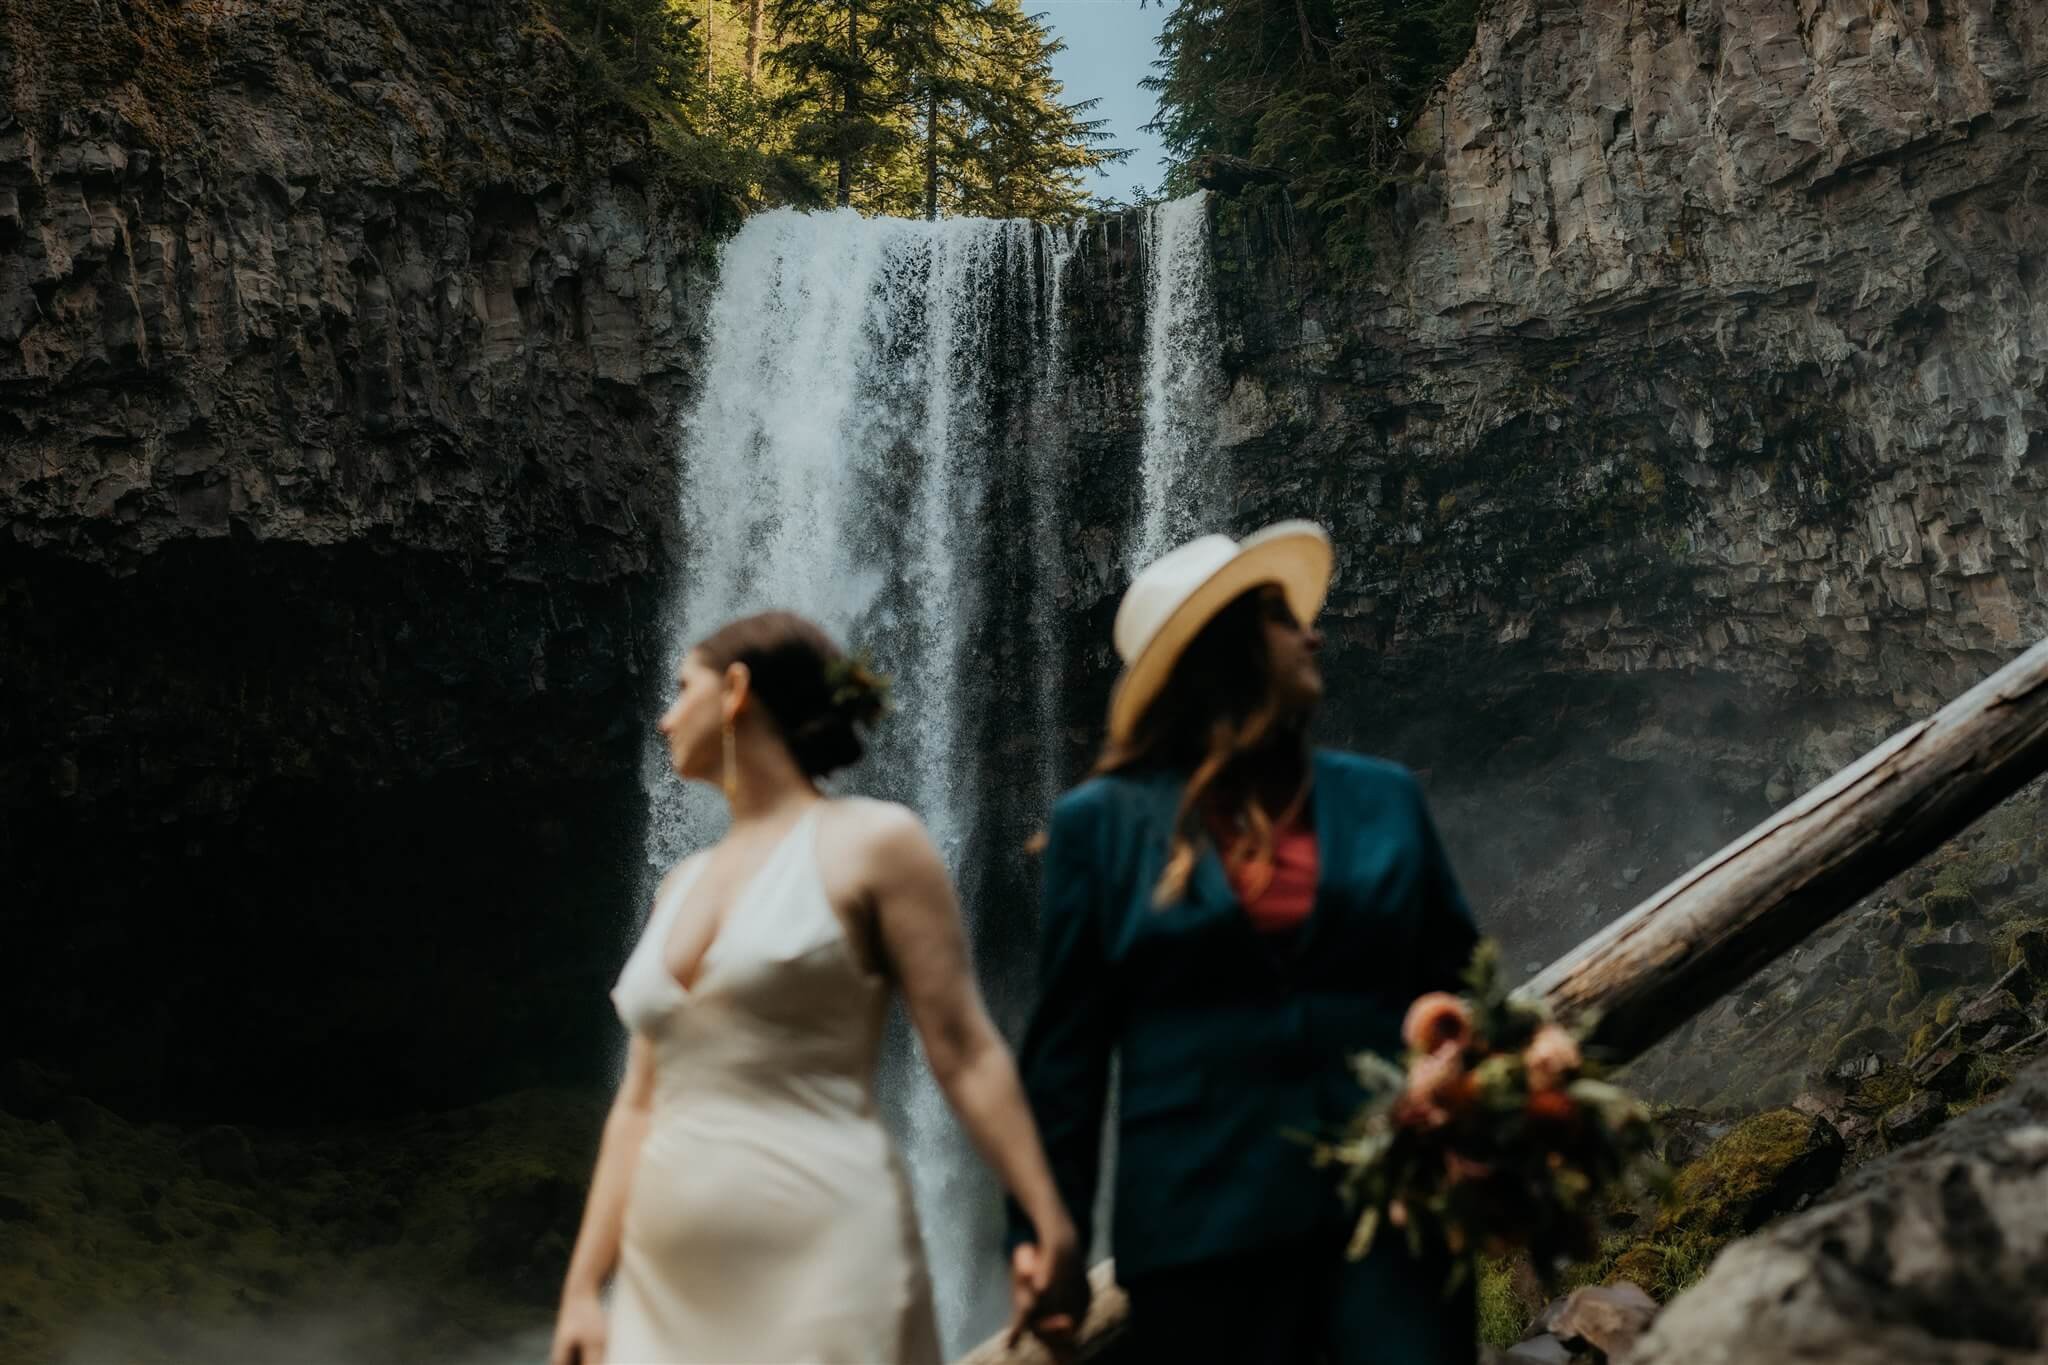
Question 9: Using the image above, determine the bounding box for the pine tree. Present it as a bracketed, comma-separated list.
[948, 0, 1123, 220]
[1144, 0, 1475, 263]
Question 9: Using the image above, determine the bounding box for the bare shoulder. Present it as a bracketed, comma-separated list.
[817, 797, 946, 887]
[820, 796, 929, 847]
[658, 849, 711, 890]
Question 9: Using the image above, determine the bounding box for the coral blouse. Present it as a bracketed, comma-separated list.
[1207, 808, 1319, 932]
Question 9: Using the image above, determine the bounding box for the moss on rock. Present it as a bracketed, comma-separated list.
[1827, 1024, 1896, 1068]
[1590, 1109, 1846, 1303]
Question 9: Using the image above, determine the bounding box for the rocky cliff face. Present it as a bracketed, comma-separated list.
[1159, 0, 2048, 964]
[0, 0, 710, 1117]
[3, 0, 2041, 1147]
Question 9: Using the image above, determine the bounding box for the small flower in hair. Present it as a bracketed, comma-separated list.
[826, 652, 893, 721]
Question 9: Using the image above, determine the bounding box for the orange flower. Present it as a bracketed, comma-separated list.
[1526, 1088, 1576, 1124]
[1403, 992, 1474, 1055]
[1395, 1045, 1467, 1131]
[1523, 1023, 1582, 1092]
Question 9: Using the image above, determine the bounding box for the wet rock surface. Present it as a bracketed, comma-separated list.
[1620, 1056, 2048, 1364]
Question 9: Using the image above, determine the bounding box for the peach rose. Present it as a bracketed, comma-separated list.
[1523, 1023, 1583, 1092]
[1402, 992, 1474, 1055]
[1394, 1046, 1467, 1131]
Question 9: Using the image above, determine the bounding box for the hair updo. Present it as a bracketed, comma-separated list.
[692, 611, 890, 779]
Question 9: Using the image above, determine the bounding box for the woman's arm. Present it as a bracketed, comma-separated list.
[859, 807, 1080, 1273]
[550, 1031, 657, 1365]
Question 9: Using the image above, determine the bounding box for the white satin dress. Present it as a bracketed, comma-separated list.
[608, 804, 942, 1365]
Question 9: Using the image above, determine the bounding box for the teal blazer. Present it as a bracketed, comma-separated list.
[1012, 750, 1478, 1278]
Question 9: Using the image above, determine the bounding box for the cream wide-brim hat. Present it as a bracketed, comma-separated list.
[1107, 520, 1335, 744]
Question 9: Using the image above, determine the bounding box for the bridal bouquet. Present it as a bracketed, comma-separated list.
[1316, 942, 1659, 1282]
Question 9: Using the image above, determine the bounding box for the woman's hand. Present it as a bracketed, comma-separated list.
[1007, 1216, 1086, 1361]
[549, 1291, 608, 1365]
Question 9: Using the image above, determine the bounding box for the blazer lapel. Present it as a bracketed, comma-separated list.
[1289, 750, 1342, 959]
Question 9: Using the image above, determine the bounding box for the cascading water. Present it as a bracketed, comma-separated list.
[1028, 222, 1079, 811]
[639, 192, 1220, 1356]
[1135, 192, 1224, 568]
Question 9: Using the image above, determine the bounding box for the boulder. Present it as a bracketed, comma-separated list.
[1905, 934, 1995, 985]
[1976, 1023, 2025, 1055]
[1546, 1282, 1659, 1359]
[1880, 1090, 1946, 1147]
[1913, 1048, 1974, 1100]
[1620, 1059, 2048, 1364]
[1919, 886, 1976, 928]
[2012, 928, 2048, 978]
[1492, 1335, 1573, 1364]
[1653, 1109, 1734, 1170]
[1956, 990, 2030, 1044]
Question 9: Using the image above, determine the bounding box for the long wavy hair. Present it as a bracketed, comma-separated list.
[1089, 586, 1304, 906]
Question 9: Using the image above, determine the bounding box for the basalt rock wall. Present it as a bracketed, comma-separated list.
[0, 0, 710, 1118]
[1046, 0, 2048, 968]
[7, 0, 2047, 1124]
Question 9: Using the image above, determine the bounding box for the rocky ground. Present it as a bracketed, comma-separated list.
[0, 1080, 604, 1363]
[1476, 779, 2048, 1361]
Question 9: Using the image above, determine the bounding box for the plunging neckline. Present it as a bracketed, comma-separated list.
[661, 804, 820, 995]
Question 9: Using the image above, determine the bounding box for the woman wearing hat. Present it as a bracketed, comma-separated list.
[1009, 521, 1480, 1363]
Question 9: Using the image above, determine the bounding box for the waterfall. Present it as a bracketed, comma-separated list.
[640, 195, 1219, 1357]
[643, 207, 1053, 1357]
[1134, 191, 1223, 569]
[1028, 222, 1079, 809]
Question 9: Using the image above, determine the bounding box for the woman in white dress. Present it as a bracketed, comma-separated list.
[550, 610, 1079, 1365]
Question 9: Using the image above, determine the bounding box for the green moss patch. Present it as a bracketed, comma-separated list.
[1583, 1109, 1845, 1303]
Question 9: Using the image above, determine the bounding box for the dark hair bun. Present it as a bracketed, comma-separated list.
[693, 612, 890, 779]
[784, 711, 867, 778]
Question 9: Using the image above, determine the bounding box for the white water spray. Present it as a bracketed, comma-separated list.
[641, 196, 1220, 1356]
[1134, 192, 1223, 567]
[1028, 222, 1079, 808]
[645, 208, 1051, 1356]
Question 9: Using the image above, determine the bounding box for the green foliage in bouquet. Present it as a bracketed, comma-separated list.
[1315, 941, 1663, 1289]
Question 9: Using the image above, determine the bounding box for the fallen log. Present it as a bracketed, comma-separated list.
[1521, 634, 2048, 1059]
[955, 636, 2048, 1363]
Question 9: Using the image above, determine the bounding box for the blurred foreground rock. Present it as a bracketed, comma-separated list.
[1621, 1054, 2048, 1364]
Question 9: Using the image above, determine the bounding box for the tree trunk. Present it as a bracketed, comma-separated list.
[1524, 634, 2048, 1060]
[925, 88, 940, 220]
[706, 0, 715, 81]
[746, 0, 765, 84]
[838, 0, 858, 208]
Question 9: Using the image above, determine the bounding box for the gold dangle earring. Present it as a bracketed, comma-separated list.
[721, 718, 739, 804]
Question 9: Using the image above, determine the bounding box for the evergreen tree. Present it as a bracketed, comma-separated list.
[1144, 0, 1475, 264]
[948, 0, 1123, 220]
[553, 0, 1117, 220]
